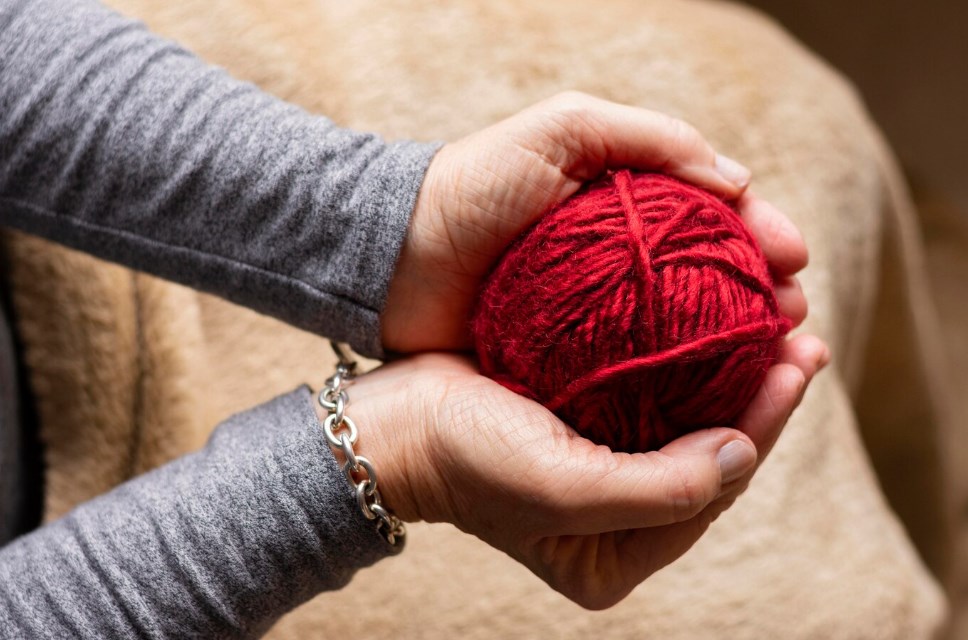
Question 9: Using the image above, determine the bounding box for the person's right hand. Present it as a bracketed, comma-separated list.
[332, 333, 828, 609]
[382, 91, 809, 353]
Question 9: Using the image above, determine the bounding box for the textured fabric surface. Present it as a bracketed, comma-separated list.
[0, 388, 397, 638]
[0, 0, 438, 359]
[0, 0, 435, 630]
[473, 171, 788, 452]
[2, 0, 958, 638]
[919, 198, 968, 638]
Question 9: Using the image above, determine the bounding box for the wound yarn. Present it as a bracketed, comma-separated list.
[471, 170, 790, 452]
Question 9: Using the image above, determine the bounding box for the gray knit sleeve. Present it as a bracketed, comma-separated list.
[0, 0, 439, 358]
[0, 387, 397, 638]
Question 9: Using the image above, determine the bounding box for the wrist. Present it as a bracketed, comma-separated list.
[380, 143, 474, 353]
[312, 358, 424, 526]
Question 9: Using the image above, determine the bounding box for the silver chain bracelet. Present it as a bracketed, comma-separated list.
[317, 342, 406, 546]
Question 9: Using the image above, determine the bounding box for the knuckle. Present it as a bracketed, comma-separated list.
[762, 207, 792, 249]
[661, 117, 709, 165]
[769, 365, 806, 411]
[671, 117, 701, 144]
[548, 89, 591, 110]
[545, 91, 600, 130]
[662, 457, 712, 521]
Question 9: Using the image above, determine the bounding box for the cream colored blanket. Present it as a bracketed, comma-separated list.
[4, 0, 962, 637]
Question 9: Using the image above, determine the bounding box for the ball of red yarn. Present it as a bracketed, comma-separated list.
[471, 170, 790, 453]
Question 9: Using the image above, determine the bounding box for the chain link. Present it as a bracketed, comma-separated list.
[318, 342, 406, 546]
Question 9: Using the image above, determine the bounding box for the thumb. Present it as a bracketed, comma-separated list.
[543, 428, 757, 536]
[530, 91, 752, 196]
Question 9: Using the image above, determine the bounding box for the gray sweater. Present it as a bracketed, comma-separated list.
[0, 0, 438, 636]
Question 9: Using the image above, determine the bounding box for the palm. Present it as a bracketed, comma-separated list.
[368, 92, 824, 608]
[387, 339, 818, 608]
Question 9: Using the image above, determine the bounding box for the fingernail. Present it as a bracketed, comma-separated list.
[715, 153, 752, 189]
[717, 440, 757, 485]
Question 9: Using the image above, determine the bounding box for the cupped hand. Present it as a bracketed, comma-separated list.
[333, 333, 828, 609]
[382, 91, 809, 352]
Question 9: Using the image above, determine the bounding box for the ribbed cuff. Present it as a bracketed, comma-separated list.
[341, 139, 442, 358]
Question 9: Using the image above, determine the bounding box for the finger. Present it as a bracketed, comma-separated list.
[541, 92, 751, 197]
[737, 191, 809, 276]
[534, 333, 825, 536]
[612, 478, 750, 585]
[780, 333, 831, 374]
[737, 334, 828, 459]
[542, 427, 758, 535]
[775, 276, 808, 327]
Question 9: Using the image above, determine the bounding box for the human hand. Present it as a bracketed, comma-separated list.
[382, 91, 809, 352]
[333, 334, 828, 609]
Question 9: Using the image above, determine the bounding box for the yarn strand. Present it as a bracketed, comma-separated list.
[472, 171, 790, 452]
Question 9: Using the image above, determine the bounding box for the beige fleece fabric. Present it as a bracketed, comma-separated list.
[3, 0, 962, 637]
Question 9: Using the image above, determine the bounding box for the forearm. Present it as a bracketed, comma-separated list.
[0, 388, 393, 638]
[0, 0, 437, 357]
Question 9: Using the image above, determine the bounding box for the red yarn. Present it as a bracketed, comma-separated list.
[471, 170, 790, 452]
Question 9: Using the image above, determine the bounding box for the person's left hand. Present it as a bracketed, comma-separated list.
[382, 91, 808, 352]
[336, 332, 827, 608]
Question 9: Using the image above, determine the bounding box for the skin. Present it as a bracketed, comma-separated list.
[334, 91, 829, 609]
[383, 91, 810, 351]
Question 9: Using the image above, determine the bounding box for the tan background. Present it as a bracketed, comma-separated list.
[746, 1, 968, 217]
[4, 0, 965, 637]
[746, 4, 968, 630]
